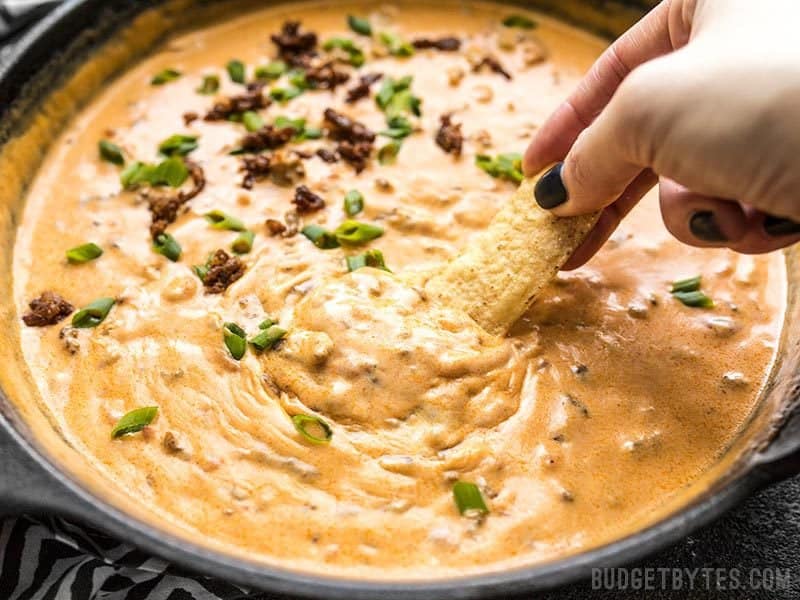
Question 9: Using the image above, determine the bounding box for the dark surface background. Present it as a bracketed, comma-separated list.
[1, 7, 799, 600]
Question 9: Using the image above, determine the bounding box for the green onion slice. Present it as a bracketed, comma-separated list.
[378, 141, 402, 165]
[292, 414, 333, 444]
[227, 59, 246, 84]
[452, 481, 489, 517]
[223, 322, 247, 360]
[153, 233, 182, 262]
[301, 225, 341, 249]
[270, 86, 304, 103]
[66, 242, 103, 264]
[323, 38, 365, 67]
[111, 406, 158, 438]
[205, 210, 246, 232]
[671, 275, 702, 293]
[242, 111, 265, 132]
[379, 31, 414, 57]
[346, 249, 390, 272]
[72, 297, 115, 329]
[158, 134, 198, 157]
[196, 74, 220, 95]
[121, 157, 188, 189]
[258, 317, 275, 329]
[249, 325, 287, 351]
[255, 61, 287, 80]
[334, 220, 384, 245]
[502, 14, 537, 29]
[347, 15, 372, 36]
[475, 152, 524, 183]
[673, 290, 714, 308]
[151, 68, 181, 85]
[231, 230, 255, 254]
[343, 190, 364, 217]
[98, 140, 125, 166]
[379, 115, 413, 139]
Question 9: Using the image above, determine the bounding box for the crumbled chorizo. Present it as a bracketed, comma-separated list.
[201, 250, 246, 294]
[336, 140, 373, 173]
[22, 291, 74, 327]
[435, 114, 464, 156]
[472, 56, 512, 80]
[412, 37, 461, 51]
[305, 62, 350, 90]
[240, 155, 271, 190]
[204, 85, 270, 121]
[292, 185, 326, 214]
[183, 111, 199, 126]
[240, 125, 297, 153]
[270, 21, 318, 67]
[323, 108, 375, 143]
[316, 148, 339, 163]
[266, 218, 287, 236]
[146, 160, 206, 239]
[345, 72, 383, 104]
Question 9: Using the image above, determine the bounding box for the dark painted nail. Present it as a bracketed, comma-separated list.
[535, 162, 568, 209]
[764, 215, 800, 237]
[689, 211, 727, 242]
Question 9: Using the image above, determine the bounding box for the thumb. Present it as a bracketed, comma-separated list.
[534, 64, 665, 217]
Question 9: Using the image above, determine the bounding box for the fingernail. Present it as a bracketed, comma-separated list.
[689, 211, 727, 242]
[764, 215, 800, 237]
[535, 162, 568, 209]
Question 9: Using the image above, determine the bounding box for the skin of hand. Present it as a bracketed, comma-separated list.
[524, 0, 800, 269]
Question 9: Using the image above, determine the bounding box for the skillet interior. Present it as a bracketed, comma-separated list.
[1, 0, 800, 595]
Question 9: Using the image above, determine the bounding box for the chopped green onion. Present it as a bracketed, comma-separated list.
[66, 242, 103, 264]
[323, 38, 365, 67]
[255, 61, 287, 80]
[475, 152, 524, 183]
[231, 230, 255, 254]
[378, 141, 402, 165]
[346, 249, 390, 272]
[223, 322, 247, 360]
[196, 74, 220, 95]
[347, 15, 372, 36]
[227, 59, 246, 84]
[111, 407, 158, 439]
[158, 134, 198, 157]
[205, 210, 246, 232]
[452, 481, 489, 517]
[242, 111, 265, 132]
[334, 220, 384, 245]
[379, 115, 413, 139]
[379, 31, 414, 57]
[98, 140, 124, 166]
[502, 14, 537, 29]
[292, 414, 333, 444]
[258, 317, 275, 329]
[151, 68, 181, 85]
[121, 157, 189, 189]
[249, 325, 287, 351]
[301, 225, 341, 249]
[72, 297, 115, 329]
[673, 290, 714, 308]
[376, 76, 421, 117]
[671, 275, 702, 294]
[153, 233, 182, 262]
[343, 190, 364, 217]
[287, 69, 310, 89]
[193, 264, 209, 281]
[270, 86, 304, 103]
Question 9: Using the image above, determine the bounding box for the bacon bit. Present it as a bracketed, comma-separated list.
[316, 148, 339, 163]
[204, 85, 270, 121]
[345, 72, 383, 104]
[271, 21, 318, 68]
[240, 125, 297, 153]
[435, 114, 464, 156]
[266, 218, 287, 236]
[22, 292, 74, 327]
[292, 185, 325, 214]
[473, 56, 512, 80]
[183, 112, 199, 126]
[146, 160, 206, 239]
[336, 140, 373, 173]
[412, 37, 461, 51]
[305, 62, 350, 90]
[202, 249, 246, 294]
[240, 155, 271, 190]
[323, 108, 375, 143]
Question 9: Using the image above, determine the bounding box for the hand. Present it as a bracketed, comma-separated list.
[524, 0, 800, 269]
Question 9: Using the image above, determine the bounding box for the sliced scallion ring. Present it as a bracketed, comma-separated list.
[452, 481, 489, 517]
[205, 210, 246, 232]
[72, 297, 115, 329]
[66, 242, 103, 264]
[111, 406, 158, 438]
[223, 322, 247, 360]
[292, 414, 333, 445]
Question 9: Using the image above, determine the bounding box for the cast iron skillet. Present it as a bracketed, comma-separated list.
[1, 1, 800, 598]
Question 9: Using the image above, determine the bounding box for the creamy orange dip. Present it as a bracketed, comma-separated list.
[11, 0, 785, 579]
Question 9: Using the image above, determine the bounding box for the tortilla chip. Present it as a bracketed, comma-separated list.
[425, 177, 598, 335]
